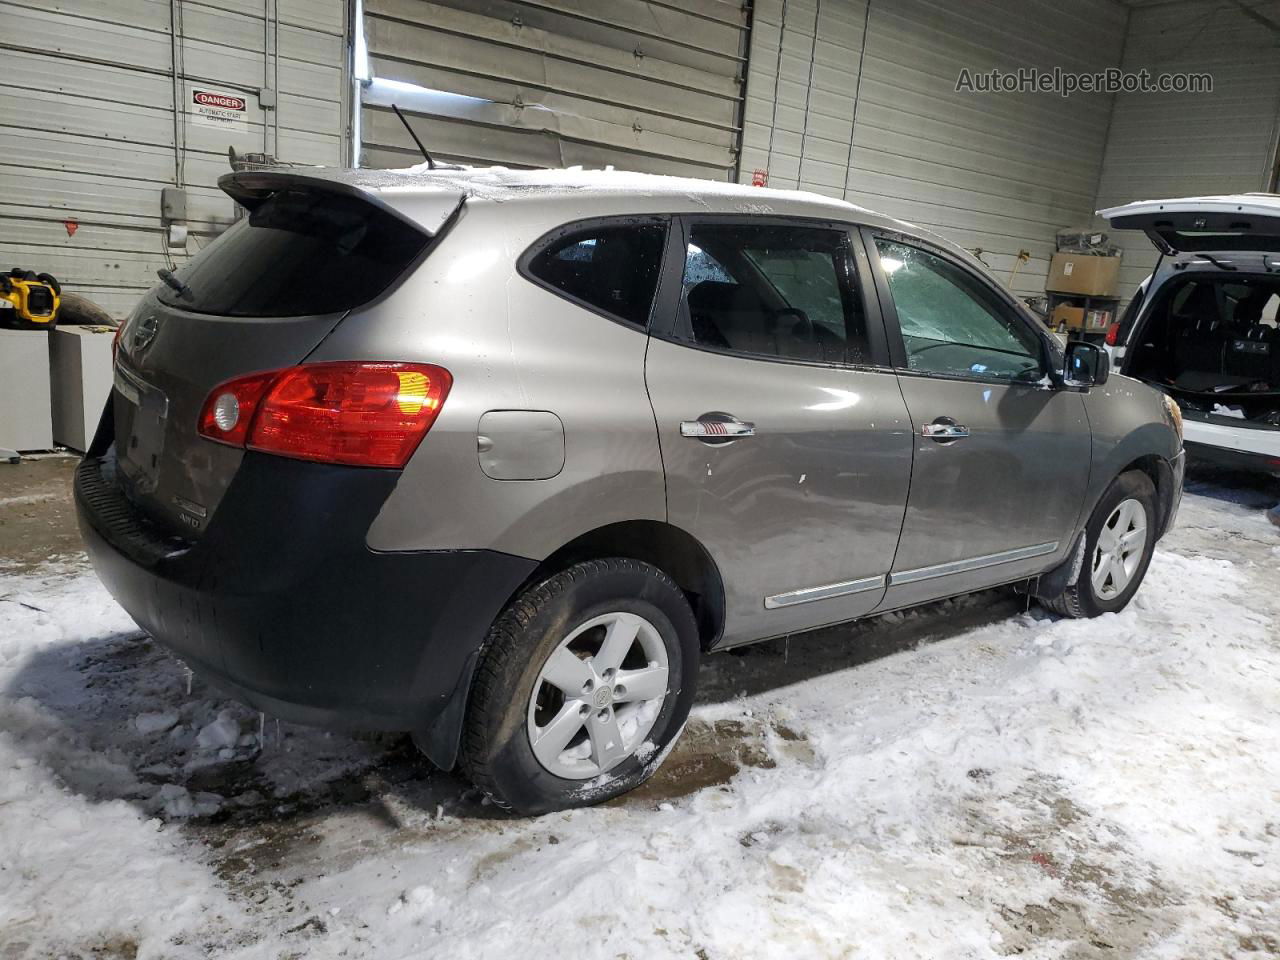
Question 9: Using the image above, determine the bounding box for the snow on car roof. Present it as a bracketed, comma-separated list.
[222, 162, 970, 268]
[343, 162, 869, 212]
[345, 163, 960, 251]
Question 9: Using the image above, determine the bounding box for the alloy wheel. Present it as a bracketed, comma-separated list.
[526, 611, 670, 780]
[1091, 497, 1149, 601]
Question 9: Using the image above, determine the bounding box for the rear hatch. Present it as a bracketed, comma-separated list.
[1098, 195, 1280, 433]
[111, 171, 462, 537]
[1099, 194, 1280, 256]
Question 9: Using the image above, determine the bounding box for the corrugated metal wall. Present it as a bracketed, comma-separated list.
[1094, 0, 1280, 303]
[8, 0, 1278, 322]
[0, 0, 351, 319]
[739, 0, 1128, 300]
[358, 0, 748, 179]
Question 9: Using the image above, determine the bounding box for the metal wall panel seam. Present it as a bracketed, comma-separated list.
[762, 0, 789, 180]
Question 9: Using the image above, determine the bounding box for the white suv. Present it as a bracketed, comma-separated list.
[1100, 194, 1280, 471]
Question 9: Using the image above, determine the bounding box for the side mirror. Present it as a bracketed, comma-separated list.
[1063, 340, 1110, 387]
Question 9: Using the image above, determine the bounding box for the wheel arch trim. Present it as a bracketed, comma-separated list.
[414, 518, 725, 770]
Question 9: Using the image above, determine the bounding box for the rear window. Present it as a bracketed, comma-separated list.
[158, 188, 429, 317]
[525, 223, 667, 327]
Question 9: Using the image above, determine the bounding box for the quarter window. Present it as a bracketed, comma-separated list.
[875, 239, 1044, 382]
[681, 224, 870, 364]
[527, 223, 666, 327]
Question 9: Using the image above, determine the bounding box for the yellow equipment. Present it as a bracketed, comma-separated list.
[0, 269, 61, 329]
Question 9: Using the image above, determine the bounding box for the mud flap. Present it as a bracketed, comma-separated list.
[411, 650, 480, 769]
[1027, 531, 1088, 603]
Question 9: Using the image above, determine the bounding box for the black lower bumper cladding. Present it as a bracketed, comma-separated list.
[1184, 440, 1280, 474]
[75, 443, 536, 761]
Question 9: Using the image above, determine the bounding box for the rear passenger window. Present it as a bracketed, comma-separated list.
[527, 223, 667, 327]
[681, 223, 870, 365]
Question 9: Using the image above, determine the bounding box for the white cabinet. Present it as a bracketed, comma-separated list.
[49, 326, 115, 452]
[0, 330, 54, 455]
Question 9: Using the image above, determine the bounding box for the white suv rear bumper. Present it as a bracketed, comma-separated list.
[1183, 418, 1280, 458]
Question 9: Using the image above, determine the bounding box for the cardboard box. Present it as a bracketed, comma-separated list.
[1084, 308, 1112, 332]
[1046, 253, 1120, 296]
[1050, 304, 1086, 332]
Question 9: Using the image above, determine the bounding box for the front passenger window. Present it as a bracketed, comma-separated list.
[875, 239, 1044, 382]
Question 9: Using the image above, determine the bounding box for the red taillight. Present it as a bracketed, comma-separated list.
[197, 362, 451, 468]
[112, 321, 125, 360]
[197, 370, 279, 448]
[1104, 322, 1121, 346]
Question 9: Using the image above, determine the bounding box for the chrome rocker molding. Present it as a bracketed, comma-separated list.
[889, 541, 1059, 586]
[764, 574, 887, 609]
[763, 542, 1059, 610]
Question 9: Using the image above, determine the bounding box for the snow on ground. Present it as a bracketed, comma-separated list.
[1, 477, 1278, 959]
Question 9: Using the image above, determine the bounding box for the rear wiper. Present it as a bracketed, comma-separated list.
[157, 267, 192, 298]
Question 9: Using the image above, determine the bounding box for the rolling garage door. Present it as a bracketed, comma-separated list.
[359, 0, 750, 179]
[738, 0, 1127, 300]
[0, 0, 351, 320]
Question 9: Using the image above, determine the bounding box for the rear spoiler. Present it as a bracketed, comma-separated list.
[218, 169, 467, 237]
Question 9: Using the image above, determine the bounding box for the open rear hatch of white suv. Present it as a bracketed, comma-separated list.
[1102, 194, 1280, 255]
[1100, 195, 1280, 463]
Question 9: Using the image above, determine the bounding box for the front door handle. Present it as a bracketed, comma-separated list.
[921, 417, 969, 442]
[680, 415, 755, 444]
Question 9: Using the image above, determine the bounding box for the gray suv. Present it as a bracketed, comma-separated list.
[76, 168, 1185, 814]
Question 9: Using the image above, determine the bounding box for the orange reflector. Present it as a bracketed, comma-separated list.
[395, 371, 430, 416]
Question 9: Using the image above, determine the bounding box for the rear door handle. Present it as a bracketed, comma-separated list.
[680, 416, 755, 443]
[921, 418, 969, 442]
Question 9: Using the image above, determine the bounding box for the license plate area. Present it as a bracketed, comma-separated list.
[114, 365, 169, 492]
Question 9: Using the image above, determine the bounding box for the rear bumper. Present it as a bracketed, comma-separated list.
[1182, 417, 1280, 471]
[75, 449, 536, 737]
[1185, 439, 1280, 474]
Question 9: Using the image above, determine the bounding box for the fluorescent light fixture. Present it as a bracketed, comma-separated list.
[354, 0, 369, 81]
[367, 77, 493, 111]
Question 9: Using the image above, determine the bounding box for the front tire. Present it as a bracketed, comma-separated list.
[461, 558, 699, 815]
[1045, 470, 1157, 618]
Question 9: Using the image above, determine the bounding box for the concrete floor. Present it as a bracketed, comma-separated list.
[0, 455, 79, 573]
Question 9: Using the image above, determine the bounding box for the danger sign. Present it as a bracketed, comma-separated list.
[190, 87, 248, 131]
[194, 90, 245, 111]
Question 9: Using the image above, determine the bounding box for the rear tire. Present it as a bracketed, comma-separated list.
[461, 558, 699, 815]
[1044, 470, 1157, 618]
